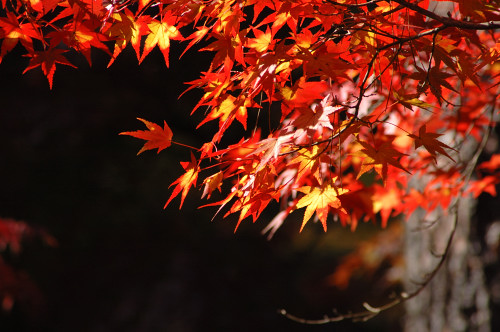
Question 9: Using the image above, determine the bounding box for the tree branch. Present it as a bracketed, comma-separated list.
[280, 92, 498, 325]
[392, 0, 500, 30]
[280, 207, 458, 324]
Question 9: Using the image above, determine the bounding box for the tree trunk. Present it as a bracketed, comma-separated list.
[404, 194, 491, 332]
[403, 133, 491, 331]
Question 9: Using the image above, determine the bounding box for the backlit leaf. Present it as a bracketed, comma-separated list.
[23, 48, 76, 89]
[296, 181, 349, 232]
[408, 125, 455, 162]
[120, 118, 173, 155]
[165, 152, 199, 209]
[140, 17, 183, 67]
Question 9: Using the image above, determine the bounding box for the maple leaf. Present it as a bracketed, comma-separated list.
[200, 28, 246, 71]
[140, 17, 183, 67]
[24, 0, 60, 14]
[295, 181, 349, 232]
[105, 9, 150, 66]
[165, 152, 199, 209]
[351, 29, 377, 52]
[248, 133, 293, 170]
[288, 145, 323, 184]
[410, 66, 458, 100]
[0, 12, 40, 63]
[247, 27, 272, 53]
[262, 208, 293, 240]
[138, 0, 152, 12]
[180, 25, 210, 58]
[393, 90, 433, 111]
[402, 188, 426, 217]
[454, 53, 482, 88]
[201, 171, 224, 199]
[408, 125, 455, 162]
[243, 52, 283, 100]
[282, 79, 329, 109]
[23, 48, 76, 89]
[292, 99, 342, 132]
[356, 139, 409, 182]
[120, 118, 173, 155]
[229, 189, 280, 231]
[372, 185, 403, 228]
[196, 95, 250, 142]
[478, 154, 500, 172]
[468, 176, 499, 198]
[47, 22, 110, 66]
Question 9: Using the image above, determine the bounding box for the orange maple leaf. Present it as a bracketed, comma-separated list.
[180, 25, 210, 58]
[120, 118, 173, 155]
[105, 9, 150, 66]
[288, 145, 323, 184]
[197, 95, 248, 131]
[408, 124, 455, 162]
[295, 181, 349, 232]
[165, 152, 199, 209]
[372, 185, 402, 228]
[356, 140, 409, 182]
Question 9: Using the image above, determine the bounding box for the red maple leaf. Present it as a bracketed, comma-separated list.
[120, 118, 173, 155]
[23, 48, 76, 89]
[0, 12, 40, 62]
[47, 22, 110, 66]
[408, 124, 455, 162]
[468, 176, 499, 198]
[478, 154, 500, 172]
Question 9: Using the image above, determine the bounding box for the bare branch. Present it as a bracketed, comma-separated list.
[280, 205, 458, 324]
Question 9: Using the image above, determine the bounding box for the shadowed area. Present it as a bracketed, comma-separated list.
[0, 46, 427, 332]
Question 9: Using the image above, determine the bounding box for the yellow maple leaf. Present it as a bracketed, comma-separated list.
[296, 182, 348, 232]
[351, 30, 376, 50]
[247, 27, 272, 53]
[201, 171, 224, 199]
[288, 145, 323, 184]
[140, 18, 182, 67]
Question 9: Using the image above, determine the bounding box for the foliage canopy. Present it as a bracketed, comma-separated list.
[1, 0, 500, 236]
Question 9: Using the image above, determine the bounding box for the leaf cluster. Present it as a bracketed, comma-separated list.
[1, 0, 500, 235]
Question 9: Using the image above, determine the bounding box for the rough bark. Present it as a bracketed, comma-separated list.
[404, 195, 491, 332]
[403, 136, 491, 332]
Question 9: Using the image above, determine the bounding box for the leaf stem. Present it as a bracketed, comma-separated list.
[171, 140, 198, 150]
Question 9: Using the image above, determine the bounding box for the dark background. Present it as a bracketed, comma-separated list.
[0, 43, 413, 332]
